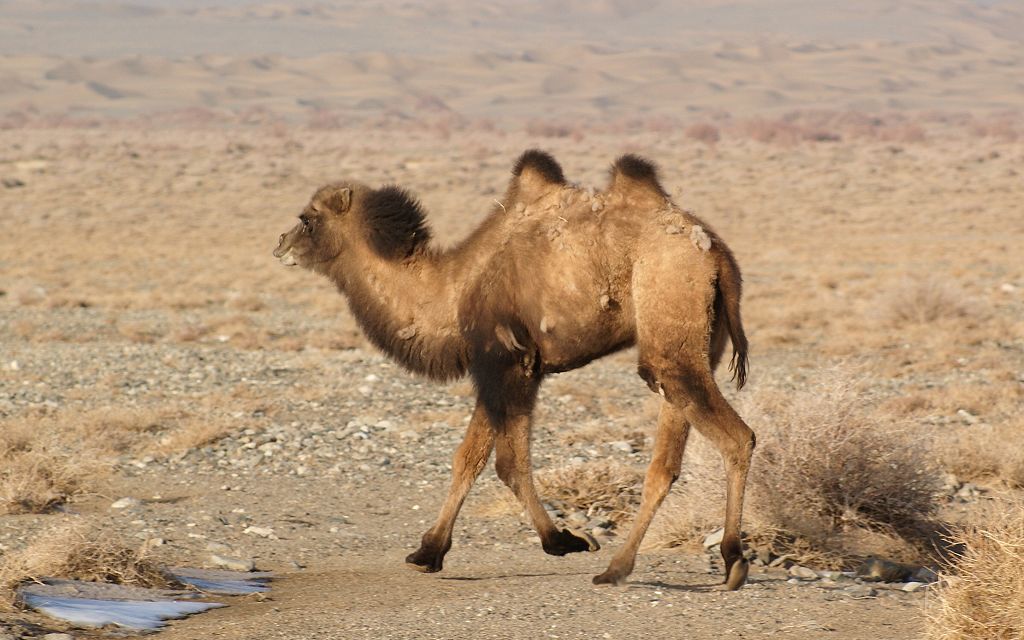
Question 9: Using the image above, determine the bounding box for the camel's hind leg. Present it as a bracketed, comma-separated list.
[405, 401, 494, 573]
[593, 401, 690, 585]
[594, 362, 754, 589]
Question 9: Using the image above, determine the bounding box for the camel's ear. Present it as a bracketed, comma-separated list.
[326, 187, 352, 214]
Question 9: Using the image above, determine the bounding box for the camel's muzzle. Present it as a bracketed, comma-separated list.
[274, 233, 299, 266]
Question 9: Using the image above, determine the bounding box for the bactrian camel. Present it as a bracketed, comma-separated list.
[273, 151, 755, 589]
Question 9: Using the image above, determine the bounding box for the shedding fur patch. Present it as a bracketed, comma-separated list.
[690, 224, 712, 252]
[361, 186, 432, 260]
[512, 150, 566, 185]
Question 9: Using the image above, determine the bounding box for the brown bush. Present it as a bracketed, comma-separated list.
[649, 373, 942, 566]
[476, 460, 643, 529]
[535, 460, 643, 527]
[937, 420, 1024, 488]
[926, 501, 1024, 639]
[684, 123, 721, 146]
[885, 278, 970, 325]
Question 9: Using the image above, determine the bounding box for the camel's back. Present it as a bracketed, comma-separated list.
[460, 182, 719, 372]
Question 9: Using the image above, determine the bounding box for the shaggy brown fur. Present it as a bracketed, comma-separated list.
[274, 150, 755, 589]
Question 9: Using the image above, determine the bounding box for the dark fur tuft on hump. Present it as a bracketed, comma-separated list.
[361, 186, 432, 260]
[512, 149, 566, 185]
[613, 154, 659, 182]
[609, 154, 666, 197]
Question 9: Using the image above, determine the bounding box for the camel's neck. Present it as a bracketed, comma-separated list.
[324, 246, 469, 381]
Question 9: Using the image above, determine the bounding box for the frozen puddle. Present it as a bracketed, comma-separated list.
[18, 570, 271, 631]
[169, 568, 272, 595]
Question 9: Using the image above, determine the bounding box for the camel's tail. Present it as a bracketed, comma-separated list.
[715, 248, 749, 389]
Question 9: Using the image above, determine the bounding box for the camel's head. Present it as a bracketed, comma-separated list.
[274, 182, 364, 270]
[275, 180, 432, 269]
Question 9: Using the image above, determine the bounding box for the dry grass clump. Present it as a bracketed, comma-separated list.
[926, 501, 1024, 640]
[0, 520, 174, 605]
[649, 373, 942, 566]
[885, 278, 970, 325]
[0, 407, 236, 513]
[0, 450, 82, 516]
[535, 460, 643, 526]
[937, 420, 1024, 489]
[475, 460, 643, 528]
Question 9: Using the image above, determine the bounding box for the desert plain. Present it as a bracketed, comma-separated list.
[1, 2, 1024, 639]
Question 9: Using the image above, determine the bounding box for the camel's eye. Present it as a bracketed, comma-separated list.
[300, 216, 311, 232]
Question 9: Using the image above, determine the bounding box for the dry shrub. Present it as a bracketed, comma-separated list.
[684, 123, 721, 146]
[0, 451, 82, 515]
[649, 373, 942, 566]
[0, 520, 173, 602]
[926, 501, 1024, 640]
[886, 278, 970, 325]
[0, 407, 234, 514]
[475, 460, 643, 528]
[535, 460, 643, 526]
[937, 420, 1024, 488]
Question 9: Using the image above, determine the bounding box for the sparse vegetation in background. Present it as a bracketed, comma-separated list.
[885, 278, 971, 325]
[0, 407, 235, 514]
[684, 123, 721, 146]
[649, 373, 942, 567]
[938, 420, 1024, 489]
[926, 501, 1024, 640]
[0, 520, 174, 608]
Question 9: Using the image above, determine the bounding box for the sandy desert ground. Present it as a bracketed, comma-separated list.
[2, 1, 1024, 639]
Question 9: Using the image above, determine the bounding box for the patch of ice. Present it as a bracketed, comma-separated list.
[21, 592, 223, 631]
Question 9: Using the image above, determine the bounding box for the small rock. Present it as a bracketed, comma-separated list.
[786, 577, 801, 585]
[902, 581, 926, 593]
[609, 441, 633, 453]
[1000, 283, 1017, 294]
[42, 635, 75, 640]
[2, 178, 26, 189]
[209, 554, 256, 572]
[956, 409, 979, 425]
[110, 497, 142, 510]
[789, 565, 818, 580]
[702, 528, 725, 548]
[844, 584, 877, 598]
[565, 512, 589, 527]
[243, 526, 276, 539]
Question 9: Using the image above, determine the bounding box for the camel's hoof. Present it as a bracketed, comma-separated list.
[405, 548, 444, 573]
[592, 568, 627, 586]
[723, 558, 749, 591]
[542, 528, 600, 556]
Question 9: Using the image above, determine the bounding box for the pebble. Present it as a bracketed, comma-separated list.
[209, 554, 256, 572]
[902, 582, 926, 593]
[788, 565, 818, 580]
[41, 635, 75, 640]
[243, 526, 277, 539]
[702, 528, 724, 548]
[844, 584, 877, 598]
[956, 408, 979, 425]
[110, 497, 142, 510]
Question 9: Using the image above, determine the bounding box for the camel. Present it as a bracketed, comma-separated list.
[273, 150, 755, 590]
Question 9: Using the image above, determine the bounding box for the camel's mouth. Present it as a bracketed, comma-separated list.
[277, 249, 299, 267]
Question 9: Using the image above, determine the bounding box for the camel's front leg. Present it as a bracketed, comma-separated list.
[405, 402, 494, 573]
[494, 414, 600, 556]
